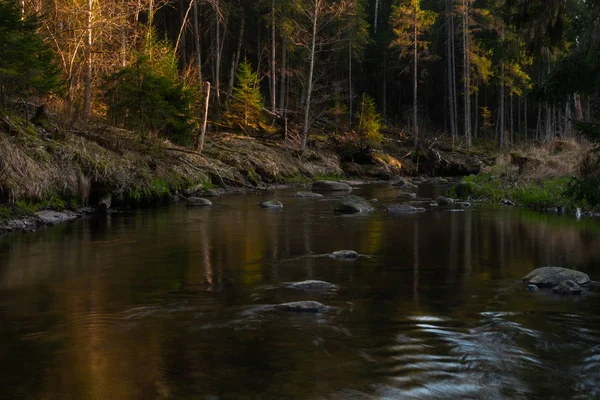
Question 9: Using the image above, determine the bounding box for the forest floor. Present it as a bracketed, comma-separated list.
[0, 108, 589, 235]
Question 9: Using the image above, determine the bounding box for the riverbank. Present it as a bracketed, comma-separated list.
[0, 108, 494, 235]
[455, 139, 590, 213]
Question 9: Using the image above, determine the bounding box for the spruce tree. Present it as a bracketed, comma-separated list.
[0, 0, 60, 107]
[226, 58, 264, 132]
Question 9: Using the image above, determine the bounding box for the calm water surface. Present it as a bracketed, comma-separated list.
[1, 184, 600, 399]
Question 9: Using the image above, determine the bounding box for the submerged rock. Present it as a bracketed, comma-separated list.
[391, 178, 417, 188]
[552, 280, 583, 295]
[259, 200, 284, 208]
[334, 196, 374, 213]
[292, 191, 324, 198]
[396, 192, 417, 200]
[386, 204, 425, 214]
[275, 301, 328, 313]
[522, 266, 590, 288]
[312, 180, 353, 192]
[187, 197, 213, 207]
[501, 198, 515, 206]
[285, 280, 337, 291]
[36, 210, 81, 226]
[435, 196, 455, 206]
[329, 250, 359, 259]
[457, 201, 472, 208]
[527, 284, 539, 292]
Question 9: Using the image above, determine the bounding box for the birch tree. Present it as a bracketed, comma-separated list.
[390, 0, 437, 148]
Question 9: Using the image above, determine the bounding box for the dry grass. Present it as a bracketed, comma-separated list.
[485, 138, 588, 182]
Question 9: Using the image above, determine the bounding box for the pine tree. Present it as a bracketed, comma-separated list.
[0, 0, 60, 107]
[226, 58, 264, 132]
[357, 93, 383, 146]
[390, 0, 437, 148]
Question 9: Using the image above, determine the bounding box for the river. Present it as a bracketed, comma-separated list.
[0, 184, 599, 399]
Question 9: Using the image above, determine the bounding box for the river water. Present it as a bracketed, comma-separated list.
[1, 184, 599, 399]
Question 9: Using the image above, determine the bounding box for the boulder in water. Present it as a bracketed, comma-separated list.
[187, 197, 212, 207]
[397, 192, 417, 200]
[292, 191, 324, 198]
[276, 301, 328, 313]
[329, 250, 359, 259]
[501, 198, 515, 206]
[436, 196, 454, 206]
[527, 284, 539, 291]
[334, 196, 374, 213]
[522, 266, 590, 287]
[259, 200, 284, 208]
[285, 280, 337, 291]
[386, 204, 425, 213]
[457, 201, 472, 208]
[312, 180, 353, 192]
[552, 280, 583, 295]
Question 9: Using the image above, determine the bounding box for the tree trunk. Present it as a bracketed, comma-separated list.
[228, 17, 245, 96]
[474, 90, 478, 138]
[83, 0, 92, 122]
[214, 0, 221, 105]
[509, 92, 514, 145]
[446, 0, 456, 139]
[499, 62, 505, 147]
[450, 4, 458, 139]
[279, 34, 287, 114]
[301, 0, 319, 150]
[374, 0, 379, 33]
[463, 0, 471, 147]
[180, 0, 187, 68]
[196, 81, 211, 152]
[270, 0, 277, 113]
[193, 0, 202, 82]
[348, 42, 353, 126]
[413, 6, 418, 148]
[524, 96, 528, 139]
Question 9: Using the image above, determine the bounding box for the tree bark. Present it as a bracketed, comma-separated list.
[413, 6, 418, 148]
[196, 81, 211, 152]
[463, 0, 471, 147]
[348, 42, 353, 126]
[193, 0, 202, 83]
[279, 34, 287, 114]
[301, 0, 319, 150]
[228, 17, 245, 96]
[270, 0, 277, 113]
[499, 62, 505, 147]
[446, 0, 456, 139]
[214, 0, 221, 105]
[83, 0, 92, 122]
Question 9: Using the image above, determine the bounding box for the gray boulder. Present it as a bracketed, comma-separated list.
[202, 189, 221, 197]
[436, 196, 455, 206]
[392, 179, 417, 188]
[527, 284, 539, 291]
[184, 184, 204, 197]
[334, 196, 374, 213]
[275, 301, 328, 313]
[397, 192, 417, 200]
[457, 201, 472, 208]
[36, 210, 80, 226]
[312, 180, 353, 192]
[292, 191, 324, 199]
[285, 280, 337, 291]
[522, 266, 590, 287]
[552, 280, 583, 295]
[386, 204, 425, 214]
[329, 250, 359, 260]
[259, 200, 284, 208]
[187, 197, 213, 207]
[430, 177, 449, 185]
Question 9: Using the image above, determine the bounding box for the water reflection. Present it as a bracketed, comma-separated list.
[0, 185, 599, 399]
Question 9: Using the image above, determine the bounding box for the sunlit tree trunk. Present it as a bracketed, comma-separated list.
[446, 0, 456, 139]
[463, 0, 471, 147]
[83, 0, 93, 121]
[270, 0, 276, 113]
[193, 0, 202, 82]
[301, 0, 319, 150]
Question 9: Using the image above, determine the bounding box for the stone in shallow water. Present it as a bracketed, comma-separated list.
[187, 197, 212, 206]
[458, 201, 472, 208]
[397, 192, 417, 199]
[285, 280, 337, 291]
[259, 200, 284, 208]
[386, 204, 425, 213]
[312, 180, 353, 192]
[329, 250, 359, 259]
[275, 301, 328, 313]
[436, 196, 455, 206]
[334, 196, 374, 213]
[527, 284, 539, 291]
[552, 280, 583, 295]
[292, 191, 324, 198]
[522, 266, 590, 287]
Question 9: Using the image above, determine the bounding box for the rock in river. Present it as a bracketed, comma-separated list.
[329, 250, 359, 260]
[187, 197, 212, 207]
[312, 180, 353, 192]
[397, 192, 417, 200]
[292, 191, 324, 199]
[334, 196, 374, 213]
[522, 266, 590, 288]
[259, 200, 284, 208]
[436, 196, 455, 206]
[552, 280, 583, 295]
[386, 204, 426, 214]
[276, 301, 328, 313]
[285, 280, 337, 291]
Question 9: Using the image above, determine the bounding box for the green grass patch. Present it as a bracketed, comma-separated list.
[461, 174, 574, 210]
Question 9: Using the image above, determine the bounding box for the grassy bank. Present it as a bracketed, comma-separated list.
[456, 139, 589, 211]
